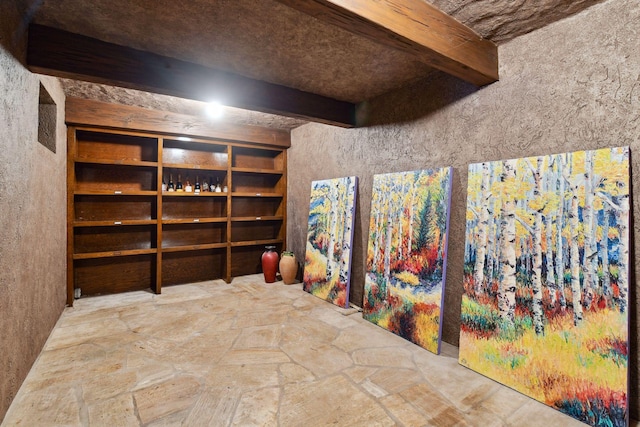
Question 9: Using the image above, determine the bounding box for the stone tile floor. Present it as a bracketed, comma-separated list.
[2, 275, 633, 426]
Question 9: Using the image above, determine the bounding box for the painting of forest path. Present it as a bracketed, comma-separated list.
[303, 176, 358, 308]
[459, 147, 630, 427]
[363, 168, 453, 354]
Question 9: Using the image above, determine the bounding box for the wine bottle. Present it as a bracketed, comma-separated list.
[176, 173, 183, 192]
[161, 176, 167, 192]
[194, 176, 201, 193]
[185, 177, 193, 193]
[168, 173, 175, 192]
[215, 178, 222, 193]
[202, 178, 209, 192]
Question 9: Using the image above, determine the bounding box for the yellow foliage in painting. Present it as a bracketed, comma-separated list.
[415, 310, 440, 354]
[570, 150, 586, 175]
[459, 307, 628, 406]
[466, 209, 477, 221]
[304, 243, 327, 280]
[528, 196, 545, 212]
[594, 147, 629, 195]
[394, 271, 419, 286]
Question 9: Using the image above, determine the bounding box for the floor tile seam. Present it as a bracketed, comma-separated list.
[167, 374, 209, 426]
[131, 389, 146, 426]
[84, 389, 141, 423]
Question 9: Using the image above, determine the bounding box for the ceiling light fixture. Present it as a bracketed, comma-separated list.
[205, 101, 224, 119]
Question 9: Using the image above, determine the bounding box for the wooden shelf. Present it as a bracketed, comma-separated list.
[232, 192, 283, 198]
[162, 191, 227, 197]
[164, 162, 227, 172]
[73, 248, 158, 260]
[75, 157, 158, 168]
[162, 218, 227, 225]
[230, 239, 284, 248]
[231, 167, 284, 174]
[231, 216, 283, 222]
[74, 190, 157, 196]
[161, 243, 228, 253]
[73, 219, 157, 227]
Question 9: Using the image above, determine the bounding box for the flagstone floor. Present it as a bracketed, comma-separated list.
[2, 275, 626, 426]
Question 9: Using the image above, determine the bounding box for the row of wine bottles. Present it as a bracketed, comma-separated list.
[162, 174, 227, 193]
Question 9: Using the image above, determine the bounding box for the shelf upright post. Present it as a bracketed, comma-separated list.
[225, 145, 233, 283]
[66, 127, 77, 306]
[155, 136, 163, 294]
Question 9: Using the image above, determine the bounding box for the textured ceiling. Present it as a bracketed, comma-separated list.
[30, 0, 604, 129]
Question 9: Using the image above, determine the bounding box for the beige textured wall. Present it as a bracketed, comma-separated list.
[0, 1, 67, 420]
[288, 0, 639, 418]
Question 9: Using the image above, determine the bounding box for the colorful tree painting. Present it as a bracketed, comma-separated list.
[363, 168, 453, 354]
[303, 176, 358, 308]
[459, 147, 630, 427]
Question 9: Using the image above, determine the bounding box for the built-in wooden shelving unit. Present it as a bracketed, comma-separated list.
[66, 98, 288, 305]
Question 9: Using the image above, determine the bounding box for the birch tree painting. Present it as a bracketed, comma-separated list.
[363, 168, 453, 354]
[459, 147, 630, 427]
[303, 176, 358, 308]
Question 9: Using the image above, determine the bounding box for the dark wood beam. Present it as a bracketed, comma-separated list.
[27, 24, 356, 128]
[274, 0, 498, 86]
[65, 98, 291, 148]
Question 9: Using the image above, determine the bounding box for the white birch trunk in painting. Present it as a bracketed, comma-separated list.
[528, 157, 545, 335]
[615, 190, 629, 314]
[582, 150, 597, 308]
[487, 212, 497, 291]
[498, 159, 517, 325]
[407, 173, 417, 256]
[326, 181, 339, 280]
[383, 178, 394, 295]
[397, 175, 405, 261]
[545, 211, 556, 306]
[474, 163, 490, 293]
[339, 177, 352, 285]
[598, 185, 629, 313]
[600, 205, 611, 297]
[384, 179, 395, 301]
[486, 167, 498, 290]
[543, 160, 556, 306]
[555, 157, 567, 309]
[562, 154, 583, 325]
[372, 188, 382, 272]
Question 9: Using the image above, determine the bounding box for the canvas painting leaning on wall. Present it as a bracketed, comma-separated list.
[459, 147, 630, 427]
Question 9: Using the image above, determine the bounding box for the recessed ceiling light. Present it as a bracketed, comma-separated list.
[177, 136, 191, 141]
[205, 101, 224, 119]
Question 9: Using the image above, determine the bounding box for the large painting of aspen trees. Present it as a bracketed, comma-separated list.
[363, 168, 453, 354]
[303, 176, 358, 308]
[459, 147, 630, 427]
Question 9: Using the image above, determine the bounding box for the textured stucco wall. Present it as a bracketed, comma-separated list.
[288, 0, 640, 418]
[0, 0, 67, 420]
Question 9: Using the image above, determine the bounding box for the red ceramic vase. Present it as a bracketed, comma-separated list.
[261, 246, 279, 283]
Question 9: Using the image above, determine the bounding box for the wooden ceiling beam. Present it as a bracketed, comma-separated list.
[27, 24, 356, 128]
[274, 0, 498, 86]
